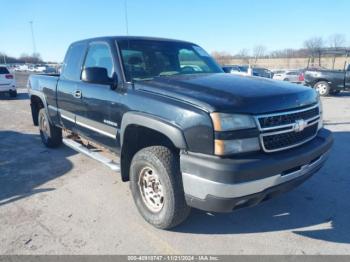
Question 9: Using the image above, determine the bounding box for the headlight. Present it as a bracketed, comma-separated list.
[210, 113, 256, 131]
[214, 138, 260, 155]
[210, 113, 260, 155]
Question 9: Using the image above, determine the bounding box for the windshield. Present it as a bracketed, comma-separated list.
[118, 39, 223, 82]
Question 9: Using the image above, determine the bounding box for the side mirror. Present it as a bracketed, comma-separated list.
[82, 67, 118, 89]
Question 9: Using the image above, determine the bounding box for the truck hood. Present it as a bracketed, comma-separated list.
[136, 73, 318, 114]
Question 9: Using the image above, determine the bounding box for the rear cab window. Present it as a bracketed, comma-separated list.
[61, 42, 87, 81]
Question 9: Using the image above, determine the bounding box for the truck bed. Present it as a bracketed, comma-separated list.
[28, 74, 60, 93]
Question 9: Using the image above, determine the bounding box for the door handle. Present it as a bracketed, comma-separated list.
[74, 90, 82, 99]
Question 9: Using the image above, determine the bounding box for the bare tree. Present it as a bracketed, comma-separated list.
[304, 37, 324, 67]
[328, 34, 346, 69]
[211, 51, 233, 65]
[235, 49, 250, 64]
[236, 49, 249, 58]
[253, 45, 266, 64]
[328, 34, 346, 49]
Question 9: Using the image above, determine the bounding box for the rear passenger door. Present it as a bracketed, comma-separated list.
[75, 41, 122, 151]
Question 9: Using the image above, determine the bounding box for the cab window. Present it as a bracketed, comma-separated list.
[83, 43, 114, 78]
[61, 42, 87, 81]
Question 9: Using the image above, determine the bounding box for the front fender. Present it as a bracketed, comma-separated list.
[120, 111, 187, 149]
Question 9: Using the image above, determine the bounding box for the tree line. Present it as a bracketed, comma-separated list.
[0, 52, 43, 64]
[212, 34, 348, 66]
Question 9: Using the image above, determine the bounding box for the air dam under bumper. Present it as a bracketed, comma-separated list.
[181, 128, 333, 212]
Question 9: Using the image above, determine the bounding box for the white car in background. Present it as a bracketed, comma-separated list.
[273, 69, 304, 83]
[0, 66, 17, 97]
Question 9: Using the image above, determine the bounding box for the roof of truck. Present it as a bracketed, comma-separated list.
[72, 36, 195, 45]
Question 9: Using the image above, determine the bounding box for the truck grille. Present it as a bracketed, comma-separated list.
[256, 104, 320, 152]
[262, 123, 318, 151]
[259, 107, 319, 129]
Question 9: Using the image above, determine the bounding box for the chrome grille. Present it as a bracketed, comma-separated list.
[259, 107, 319, 129]
[262, 123, 318, 151]
[255, 104, 320, 152]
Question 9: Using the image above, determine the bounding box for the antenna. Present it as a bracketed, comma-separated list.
[124, 0, 129, 35]
[29, 21, 37, 55]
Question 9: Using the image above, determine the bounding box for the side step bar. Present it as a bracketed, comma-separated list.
[63, 138, 120, 172]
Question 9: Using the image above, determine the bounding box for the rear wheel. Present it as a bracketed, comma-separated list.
[130, 146, 190, 229]
[314, 81, 330, 96]
[38, 108, 62, 148]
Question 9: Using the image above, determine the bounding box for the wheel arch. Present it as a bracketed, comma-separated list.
[30, 92, 47, 126]
[313, 79, 331, 87]
[119, 112, 188, 182]
[120, 112, 187, 149]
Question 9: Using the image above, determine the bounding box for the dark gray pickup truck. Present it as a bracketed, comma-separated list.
[305, 63, 350, 96]
[28, 36, 333, 229]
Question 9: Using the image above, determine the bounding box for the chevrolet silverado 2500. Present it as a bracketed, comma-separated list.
[27, 36, 333, 229]
[305, 63, 350, 96]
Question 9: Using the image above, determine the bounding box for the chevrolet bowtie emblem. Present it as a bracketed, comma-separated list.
[293, 119, 307, 132]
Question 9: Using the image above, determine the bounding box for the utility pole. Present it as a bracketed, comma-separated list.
[124, 0, 129, 35]
[29, 21, 37, 56]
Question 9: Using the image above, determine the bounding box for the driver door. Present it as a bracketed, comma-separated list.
[75, 41, 122, 151]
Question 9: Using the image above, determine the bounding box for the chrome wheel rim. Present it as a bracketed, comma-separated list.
[40, 114, 49, 141]
[138, 166, 164, 213]
[316, 83, 327, 95]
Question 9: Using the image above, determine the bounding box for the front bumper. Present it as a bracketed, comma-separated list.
[181, 128, 333, 212]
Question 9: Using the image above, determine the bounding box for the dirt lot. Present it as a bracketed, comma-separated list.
[0, 75, 350, 254]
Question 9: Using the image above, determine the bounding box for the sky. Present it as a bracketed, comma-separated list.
[1, 0, 349, 62]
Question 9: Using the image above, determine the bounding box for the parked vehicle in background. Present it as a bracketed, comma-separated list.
[252, 67, 273, 78]
[28, 36, 332, 229]
[304, 63, 350, 96]
[33, 65, 47, 72]
[273, 69, 304, 84]
[222, 65, 251, 76]
[0, 66, 17, 97]
[16, 64, 29, 72]
[223, 65, 273, 78]
[44, 67, 58, 74]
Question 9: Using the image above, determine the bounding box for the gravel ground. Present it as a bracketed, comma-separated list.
[0, 77, 349, 254]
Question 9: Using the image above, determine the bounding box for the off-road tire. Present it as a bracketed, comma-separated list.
[38, 108, 62, 148]
[130, 146, 190, 229]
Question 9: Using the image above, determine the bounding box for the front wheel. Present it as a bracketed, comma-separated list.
[130, 146, 190, 229]
[314, 81, 330, 96]
[38, 108, 62, 148]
